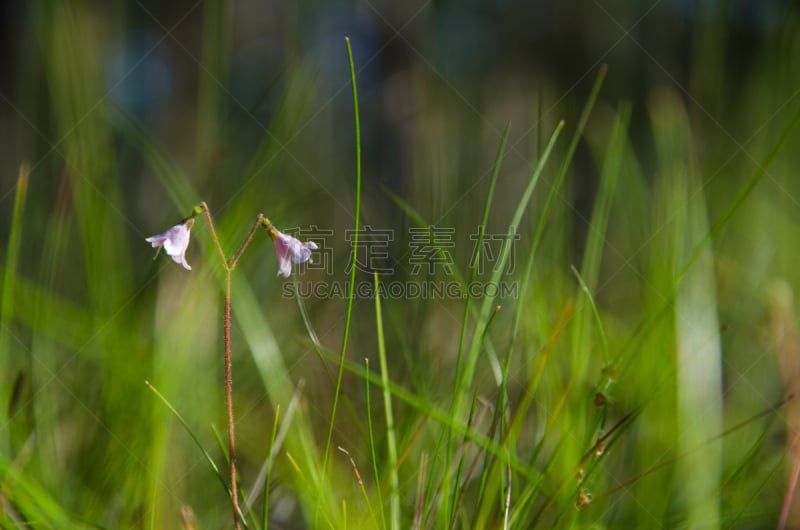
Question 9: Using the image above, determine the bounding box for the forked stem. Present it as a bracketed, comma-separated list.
[197, 204, 267, 530]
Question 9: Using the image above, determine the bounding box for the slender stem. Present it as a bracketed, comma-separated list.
[187, 202, 265, 529]
[319, 36, 361, 521]
[201, 201, 229, 269]
[374, 274, 400, 530]
[224, 269, 241, 530]
[230, 214, 265, 269]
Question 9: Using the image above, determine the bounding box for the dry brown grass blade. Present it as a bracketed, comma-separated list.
[770, 280, 800, 530]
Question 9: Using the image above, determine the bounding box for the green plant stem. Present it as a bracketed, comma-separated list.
[319, 36, 362, 522]
[374, 272, 399, 530]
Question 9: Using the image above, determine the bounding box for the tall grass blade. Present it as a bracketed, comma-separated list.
[653, 92, 722, 528]
[456, 120, 564, 413]
[144, 381, 247, 524]
[320, 38, 363, 520]
[570, 103, 629, 372]
[570, 265, 610, 365]
[1, 163, 29, 454]
[364, 358, 387, 530]
[455, 124, 510, 388]
[374, 272, 400, 530]
[476, 69, 606, 526]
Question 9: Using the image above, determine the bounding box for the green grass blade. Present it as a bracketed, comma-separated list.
[443, 127, 509, 522]
[455, 124, 510, 384]
[504, 64, 607, 376]
[497, 64, 608, 437]
[374, 272, 400, 530]
[1, 163, 29, 454]
[565, 103, 628, 469]
[570, 265, 610, 365]
[531, 65, 608, 261]
[476, 72, 608, 524]
[472, 68, 604, 522]
[655, 95, 721, 528]
[504, 64, 607, 365]
[571, 103, 630, 370]
[293, 274, 335, 381]
[144, 381, 248, 524]
[456, 120, 565, 410]
[261, 406, 280, 529]
[320, 39, 363, 518]
[365, 358, 387, 530]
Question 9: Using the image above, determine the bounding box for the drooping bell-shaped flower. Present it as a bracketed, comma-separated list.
[263, 219, 318, 277]
[146, 218, 194, 271]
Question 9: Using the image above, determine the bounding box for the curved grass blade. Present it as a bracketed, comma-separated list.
[144, 381, 248, 526]
[455, 120, 565, 421]
[319, 38, 362, 522]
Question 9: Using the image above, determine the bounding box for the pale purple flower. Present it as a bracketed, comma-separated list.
[145, 219, 194, 271]
[266, 223, 318, 277]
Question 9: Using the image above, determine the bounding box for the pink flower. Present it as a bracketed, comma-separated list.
[264, 221, 318, 277]
[145, 219, 194, 271]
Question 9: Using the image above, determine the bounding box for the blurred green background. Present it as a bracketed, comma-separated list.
[2, 0, 800, 528]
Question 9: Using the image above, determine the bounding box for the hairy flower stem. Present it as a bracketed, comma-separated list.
[230, 214, 265, 268]
[201, 202, 228, 266]
[224, 270, 239, 530]
[199, 205, 266, 530]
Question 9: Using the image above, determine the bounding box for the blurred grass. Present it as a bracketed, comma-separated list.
[2, 1, 800, 528]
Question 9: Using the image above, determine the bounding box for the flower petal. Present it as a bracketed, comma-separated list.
[277, 255, 292, 277]
[269, 230, 317, 277]
[146, 221, 193, 271]
[145, 235, 167, 248]
[176, 253, 192, 271]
